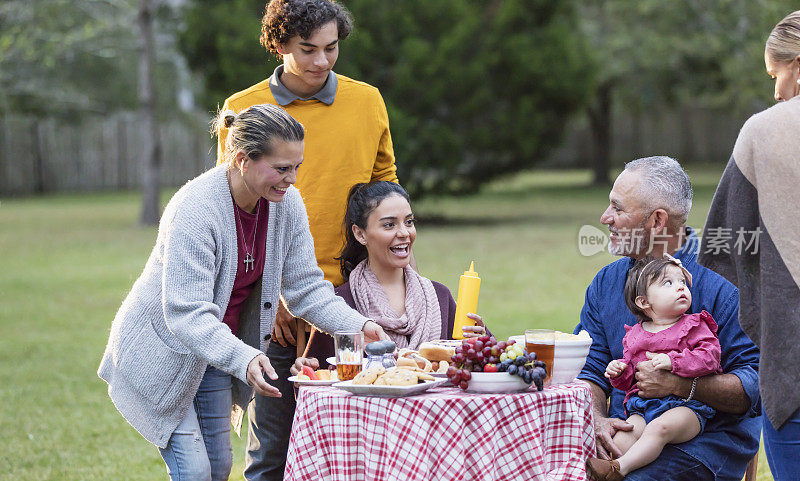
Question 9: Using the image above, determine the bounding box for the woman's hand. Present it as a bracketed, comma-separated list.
[362, 320, 389, 343]
[290, 357, 319, 376]
[247, 354, 282, 397]
[605, 360, 627, 379]
[462, 313, 486, 338]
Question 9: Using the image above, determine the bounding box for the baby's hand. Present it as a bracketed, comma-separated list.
[646, 352, 672, 371]
[605, 360, 627, 379]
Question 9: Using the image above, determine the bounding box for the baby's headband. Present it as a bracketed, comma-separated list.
[663, 253, 692, 287]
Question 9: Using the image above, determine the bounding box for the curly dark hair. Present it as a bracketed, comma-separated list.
[260, 0, 353, 58]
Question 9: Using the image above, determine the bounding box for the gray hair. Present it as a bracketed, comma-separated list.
[213, 103, 304, 165]
[624, 156, 693, 226]
[766, 10, 800, 63]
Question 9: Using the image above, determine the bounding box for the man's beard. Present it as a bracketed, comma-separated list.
[608, 220, 652, 257]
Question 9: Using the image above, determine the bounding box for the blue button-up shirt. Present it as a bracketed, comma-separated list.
[575, 227, 760, 481]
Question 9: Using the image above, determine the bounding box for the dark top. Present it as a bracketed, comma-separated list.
[575, 228, 760, 479]
[305, 280, 456, 368]
[223, 197, 268, 335]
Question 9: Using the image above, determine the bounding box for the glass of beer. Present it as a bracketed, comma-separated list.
[334, 331, 363, 381]
[525, 329, 555, 387]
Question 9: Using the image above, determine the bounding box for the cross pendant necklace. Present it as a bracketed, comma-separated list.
[233, 195, 260, 274]
[243, 253, 255, 272]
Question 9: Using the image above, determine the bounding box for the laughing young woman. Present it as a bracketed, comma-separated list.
[97, 104, 386, 481]
[301, 181, 486, 367]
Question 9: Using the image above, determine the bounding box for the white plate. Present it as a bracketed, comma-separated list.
[333, 378, 447, 397]
[326, 357, 369, 368]
[287, 375, 339, 386]
[465, 372, 532, 393]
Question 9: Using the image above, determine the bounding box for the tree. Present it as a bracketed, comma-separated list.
[179, 0, 277, 111]
[578, 0, 798, 185]
[179, 0, 593, 197]
[0, 1, 139, 116]
[0, 0, 189, 117]
[138, 0, 162, 226]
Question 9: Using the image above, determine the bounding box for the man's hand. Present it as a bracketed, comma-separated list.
[646, 351, 672, 371]
[587, 381, 633, 460]
[635, 358, 682, 398]
[362, 321, 389, 343]
[604, 360, 627, 379]
[462, 313, 487, 338]
[272, 297, 297, 347]
[290, 357, 320, 376]
[594, 414, 633, 460]
[247, 354, 282, 397]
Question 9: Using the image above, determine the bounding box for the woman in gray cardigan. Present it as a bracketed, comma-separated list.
[98, 104, 387, 481]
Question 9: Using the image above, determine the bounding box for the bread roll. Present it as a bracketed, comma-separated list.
[418, 341, 457, 362]
[397, 357, 419, 369]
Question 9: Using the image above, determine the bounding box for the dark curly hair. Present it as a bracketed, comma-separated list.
[260, 0, 353, 58]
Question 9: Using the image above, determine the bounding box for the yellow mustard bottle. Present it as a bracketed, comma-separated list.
[452, 261, 481, 339]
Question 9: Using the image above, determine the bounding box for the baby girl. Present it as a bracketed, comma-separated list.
[586, 254, 722, 481]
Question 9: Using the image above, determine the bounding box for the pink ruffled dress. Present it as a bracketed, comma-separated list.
[610, 311, 723, 427]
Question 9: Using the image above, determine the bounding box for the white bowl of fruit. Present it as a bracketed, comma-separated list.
[509, 331, 592, 385]
[446, 337, 547, 393]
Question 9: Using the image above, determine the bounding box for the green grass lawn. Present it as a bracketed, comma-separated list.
[0, 166, 772, 480]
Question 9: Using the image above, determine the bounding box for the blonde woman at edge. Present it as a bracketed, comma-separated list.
[699, 11, 800, 481]
[98, 104, 387, 481]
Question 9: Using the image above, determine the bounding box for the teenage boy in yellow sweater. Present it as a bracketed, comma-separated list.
[217, 1, 397, 479]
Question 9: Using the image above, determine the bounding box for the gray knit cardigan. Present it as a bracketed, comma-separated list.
[98, 165, 368, 448]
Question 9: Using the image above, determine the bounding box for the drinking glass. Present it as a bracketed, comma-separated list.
[525, 329, 555, 387]
[334, 331, 363, 381]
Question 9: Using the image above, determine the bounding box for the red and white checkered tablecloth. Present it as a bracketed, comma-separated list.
[284, 381, 596, 481]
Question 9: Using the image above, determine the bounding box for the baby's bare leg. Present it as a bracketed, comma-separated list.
[611, 414, 646, 455]
[615, 407, 701, 476]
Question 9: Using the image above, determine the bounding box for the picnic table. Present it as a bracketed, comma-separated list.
[284, 380, 596, 481]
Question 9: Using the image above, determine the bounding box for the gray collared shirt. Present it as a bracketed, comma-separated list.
[268, 65, 337, 106]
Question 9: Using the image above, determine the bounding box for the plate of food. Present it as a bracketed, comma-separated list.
[288, 366, 339, 386]
[333, 366, 447, 397]
[288, 375, 339, 386]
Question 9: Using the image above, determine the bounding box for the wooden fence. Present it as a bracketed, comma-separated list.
[544, 106, 750, 169]
[0, 106, 752, 196]
[0, 112, 215, 196]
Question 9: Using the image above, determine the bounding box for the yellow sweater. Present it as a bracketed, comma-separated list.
[218, 74, 397, 286]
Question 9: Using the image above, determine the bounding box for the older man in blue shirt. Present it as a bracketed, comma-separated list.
[575, 156, 760, 481]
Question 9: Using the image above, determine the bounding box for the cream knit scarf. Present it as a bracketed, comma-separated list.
[349, 260, 441, 349]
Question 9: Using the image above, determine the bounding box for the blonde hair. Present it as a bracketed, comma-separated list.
[212, 104, 304, 166]
[766, 10, 800, 63]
